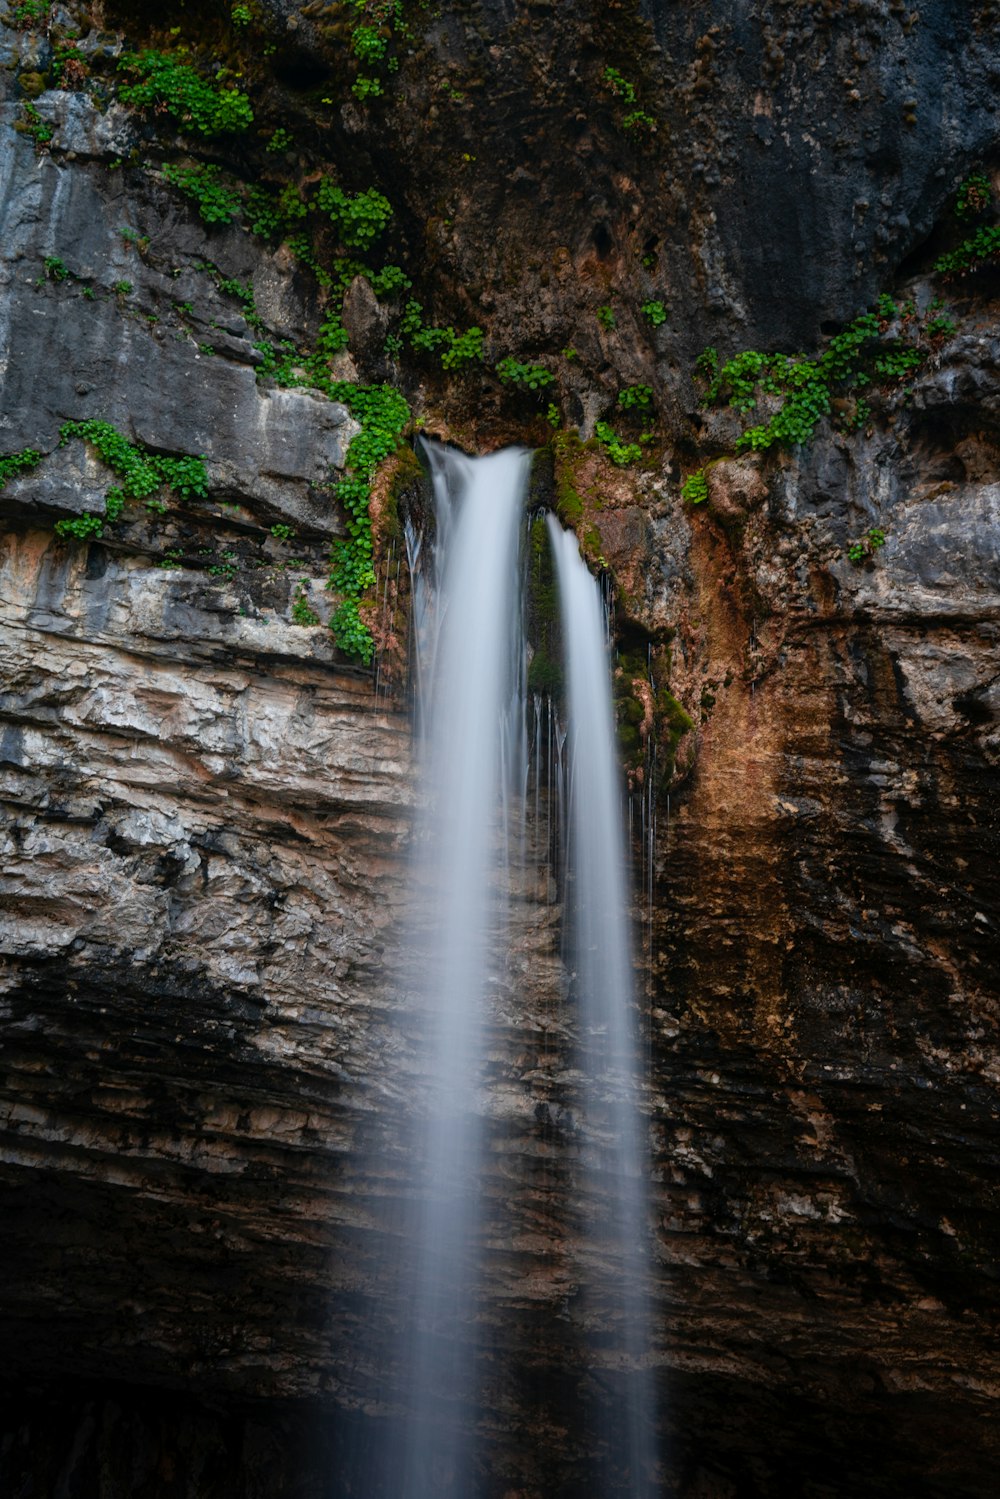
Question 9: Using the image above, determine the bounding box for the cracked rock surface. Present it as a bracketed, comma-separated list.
[1, 4, 1000, 1497]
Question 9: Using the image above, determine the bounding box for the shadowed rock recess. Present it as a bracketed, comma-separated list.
[1, 1, 999, 1495]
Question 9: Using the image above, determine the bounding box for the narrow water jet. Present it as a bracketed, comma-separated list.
[547, 516, 657, 1496]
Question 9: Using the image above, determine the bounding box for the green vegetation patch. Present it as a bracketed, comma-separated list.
[117, 50, 254, 137]
[54, 420, 208, 540]
[0, 448, 44, 488]
[847, 526, 886, 564]
[696, 302, 934, 453]
[681, 468, 709, 504]
[496, 358, 554, 392]
[401, 301, 484, 370]
[595, 421, 642, 467]
[934, 223, 1000, 277]
[324, 383, 410, 662]
[163, 163, 242, 225]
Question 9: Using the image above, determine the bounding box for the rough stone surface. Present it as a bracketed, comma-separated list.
[1, 4, 1000, 1498]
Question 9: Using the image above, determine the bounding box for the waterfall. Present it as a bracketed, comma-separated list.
[547, 516, 657, 1496]
[372, 442, 654, 1497]
[387, 441, 531, 1498]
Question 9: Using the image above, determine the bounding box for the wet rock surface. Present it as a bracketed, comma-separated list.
[1, 3, 999, 1497]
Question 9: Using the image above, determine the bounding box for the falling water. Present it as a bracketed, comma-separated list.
[547, 516, 657, 1496]
[373, 444, 655, 1496]
[387, 441, 531, 1498]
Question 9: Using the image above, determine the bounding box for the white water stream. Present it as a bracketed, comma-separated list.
[547, 515, 656, 1496]
[376, 443, 655, 1496]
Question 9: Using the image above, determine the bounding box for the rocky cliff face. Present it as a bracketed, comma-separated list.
[1, 2, 999, 1496]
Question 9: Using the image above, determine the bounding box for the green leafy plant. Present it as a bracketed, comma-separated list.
[641, 299, 667, 327]
[112, 279, 133, 297]
[596, 304, 616, 330]
[694, 345, 718, 386]
[401, 301, 484, 370]
[163, 162, 242, 224]
[847, 526, 886, 564]
[352, 75, 384, 100]
[496, 357, 554, 391]
[315, 181, 393, 250]
[352, 22, 389, 66]
[697, 307, 928, 453]
[681, 469, 709, 504]
[595, 421, 641, 467]
[266, 127, 293, 152]
[231, 3, 252, 25]
[603, 66, 655, 133]
[55, 513, 105, 540]
[0, 448, 43, 489]
[51, 44, 89, 87]
[934, 223, 1000, 277]
[55, 419, 209, 539]
[208, 550, 239, 579]
[11, 0, 49, 28]
[618, 384, 652, 410]
[440, 325, 484, 370]
[270, 523, 295, 542]
[603, 66, 637, 105]
[872, 346, 923, 380]
[19, 101, 53, 146]
[955, 171, 991, 221]
[117, 50, 254, 136]
[291, 579, 320, 625]
[367, 263, 411, 298]
[324, 383, 410, 662]
[346, 0, 405, 101]
[925, 313, 956, 338]
[43, 256, 69, 281]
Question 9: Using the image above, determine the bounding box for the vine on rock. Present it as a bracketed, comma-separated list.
[54, 420, 209, 539]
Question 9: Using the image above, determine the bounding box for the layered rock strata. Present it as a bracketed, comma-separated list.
[1, 3, 999, 1497]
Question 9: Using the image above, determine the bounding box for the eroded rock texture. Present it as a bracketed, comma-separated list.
[1, 2, 999, 1497]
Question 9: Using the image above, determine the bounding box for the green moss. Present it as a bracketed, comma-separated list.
[381, 443, 423, 543]
[527, 648, 562, 695]
[659, 688, 694, 738]
[525, 514, 563, 698]
[551, 430, 585, 528]
[18, 70, 46, 98]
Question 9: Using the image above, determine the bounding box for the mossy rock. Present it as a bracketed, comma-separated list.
[529, 445, 554, 511]
[381, 443, 424, 543]
[527, 648, 562, 695]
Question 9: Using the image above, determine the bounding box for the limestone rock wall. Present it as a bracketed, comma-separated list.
[1, 2, 999, 1497]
